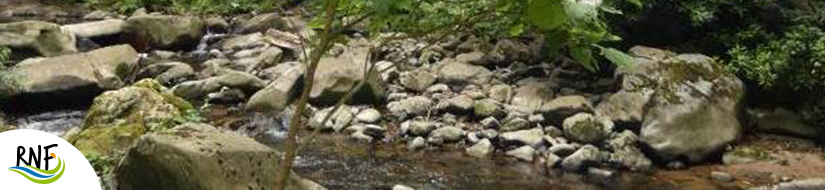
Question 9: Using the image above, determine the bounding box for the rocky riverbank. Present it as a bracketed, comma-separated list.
[1, 3, 824, 190]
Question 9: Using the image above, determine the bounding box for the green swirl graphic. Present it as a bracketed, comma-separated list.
[8, 156, 66, 184]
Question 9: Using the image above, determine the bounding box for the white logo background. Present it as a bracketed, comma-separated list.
[0, 129, 101, 189]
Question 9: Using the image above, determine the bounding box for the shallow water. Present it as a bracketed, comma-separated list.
[10, 110, 84, 137]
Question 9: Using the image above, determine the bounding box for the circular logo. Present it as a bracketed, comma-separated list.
[0, 129, 101, 189]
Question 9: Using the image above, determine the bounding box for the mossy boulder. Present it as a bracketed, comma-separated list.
[69, 79, 195, 164]
[0, 21, 77, 57]
[609, 46, 745, 163]
[116, 123, 326, 190]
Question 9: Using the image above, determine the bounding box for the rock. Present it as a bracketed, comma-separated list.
[116, 123, 326, 190]
[308, 106, 354, 132]
[549, 144, 577, 157]
[126, 15, 205, 50]
[393, 185, 415, 190]
[173, 70, 266, 100]
[595, 90, 651, 127]
[350, 131, 374, 142]
[480, 117, 499, 129]
[0, 21, 77, 56]
[204, 17, 230, 33]
[138, 62, 195, 85]
[436, 61, 493, 85]
[506, 146, 536, 162]
[407, 121, 437, 136]
[512, 79, 555, 113]
[355, 108, 382, 123]
[388, 96, 433, 119]
[624, 46, 745, 163]
[429, 126, 465, 143]
[722, 146, 773, 165]
[474, 99, 503, 118]
[221, 32, 266, 50]
[561, 145, 604, 172]
[235, 13, 288, 34]
[311, 46, 386, 105]
[455, 52, 487, 65]
[68, 79, 194, 161]
[426, 84, 451, 94]
[748, 179, 825, 190]
[501, 128, 545, 148]
[545, 152, 562, 168]
[62, 19, 126, 38]
[712, 171, 734, 182]
[605, 130, 652, 171]
[246, 62, 305, 112]
[479, 129, 499, 139]
[488, 84, 513, 103]
[751, 108, 824, 140]
[466, 139, 494, 158]
[490, 39, 540, 63]
[446, 95, 474, 112]
[501, 118, 530, 132]
[587, 168, 616, 179]
[362, 124, 387, 138]
[563, 113, 613, 144]
[0, 45, 138, 103]
[408, 137, 427, 150]
[541, 95, 593, 124]
[544, 126, 563, 137]
[399, 69, 437, 92]
[233, 46, 284, 72]
[205, 87, 246, 104]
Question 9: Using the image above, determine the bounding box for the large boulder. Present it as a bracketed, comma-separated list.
[61, 19, 127, 38]
[116, 123, 325, 190]
[246, 62, 305, 112]
[0, 21, 77, 56]
[0, 45, 138, 105]
[621, 46, 745, 163]
[68, 79, 195, 161]
[126, 15, 205, 50]
[235, 13, 290, 34]
[310, 46, 387, 105]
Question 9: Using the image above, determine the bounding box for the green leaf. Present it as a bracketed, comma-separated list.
[544, 29, 567, 54]
[571, 45, 597, 72]
[509, 23, 526, 37]
[627, 0, 643, 8]
[563, 0, 599, 24]
[601, 47, 636, 68]
[527, 0, 566, 30]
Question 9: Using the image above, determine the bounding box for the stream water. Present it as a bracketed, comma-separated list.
[9, 109, 741, 190]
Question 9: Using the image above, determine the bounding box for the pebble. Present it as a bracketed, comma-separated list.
[711, 171, 734, 182]
[355, 108, 382, 123]
[408, 137, 426, 150]
[506, 146, 536, 162]
[393, 184, 415, 190]
[466, 139, 494, 158]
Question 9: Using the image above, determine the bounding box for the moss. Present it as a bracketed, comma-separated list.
[74, 123, 147, 157]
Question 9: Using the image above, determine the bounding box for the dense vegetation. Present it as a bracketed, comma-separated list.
[623, 0, 825, 126]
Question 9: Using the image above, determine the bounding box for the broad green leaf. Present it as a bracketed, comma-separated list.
[563, 0, 598, 24]
[527, 0, 566, 30]
[571, 45, 597, 72]
[601, 47, 636, 68]
[509, 24, 526, 37]
[627, 0, 642, 7]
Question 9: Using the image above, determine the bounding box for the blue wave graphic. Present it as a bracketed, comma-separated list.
[8, 166, 56, 178]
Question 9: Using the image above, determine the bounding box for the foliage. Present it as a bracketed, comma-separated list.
[304, 0, 640, 72]
[76, 0, 275, 14]
[0, 46, 10, 68]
